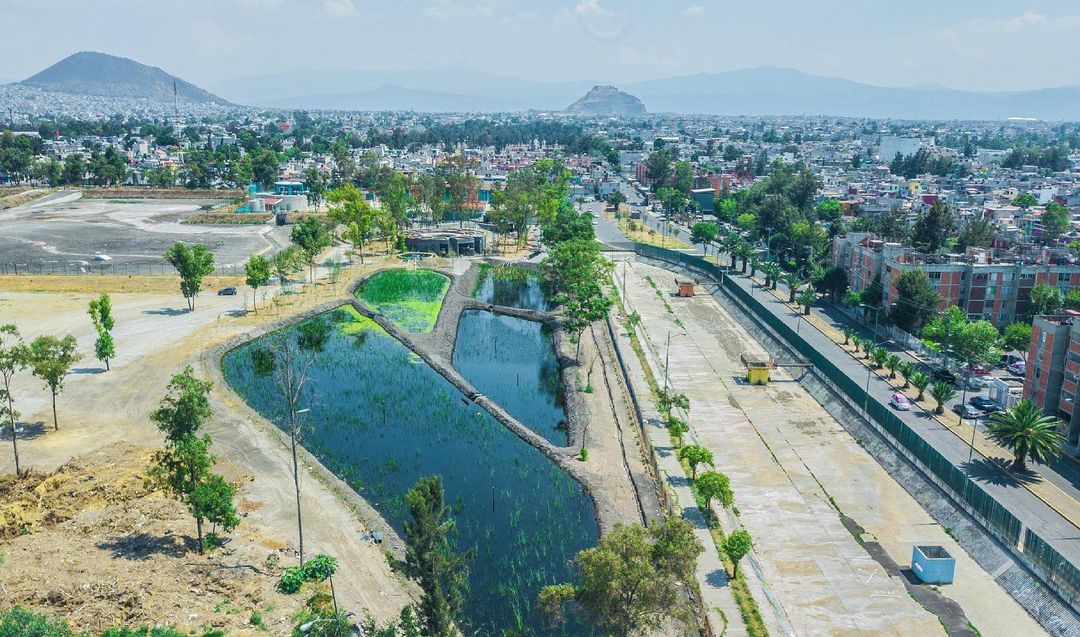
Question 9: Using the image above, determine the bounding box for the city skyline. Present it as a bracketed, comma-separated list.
[4, 0, 1080, 92]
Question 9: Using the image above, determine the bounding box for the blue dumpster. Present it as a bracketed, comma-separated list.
[912, 545, 955, 584]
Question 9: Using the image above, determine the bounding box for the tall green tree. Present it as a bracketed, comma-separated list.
[392, 476, 473, 637]
[290, 217, 331, 282]
[690, 221, 719, 256]
[27, 335, 78, 431]
[1028, 283, 1064, 318]
[328, 184, 376, 264]
[0, 325, 29, 474]
[1041, 203, 1071, 245]
[164, 243, 216, 311]
[909, 201, 954, 254]
[539, 518, 703, 637]
[88, 293, 116, 371]
[890, 270, 942, 333]
[987, 400, 1065, 471]
[1003, 322, 1033, 353]
[929, 381, 956, 415]
[677, 444, 714, 479]
[696, 470, 734, 510]
[722, 530, 753, 577]
[245, 254, 272, 314]
[304, 167, 328, 213]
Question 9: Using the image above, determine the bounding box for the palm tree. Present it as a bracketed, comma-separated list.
[783, 272, 801, 303]
[762, 262, 782, 290]
[885, 354, 901, 379]
[987, 400, 1065, 471]
[842, 328, 854, 346]
[749, 255, 761, 279]
[897, 361, 915, 388]
[796, 288, 816, 315]
[722, 233, 741, 268]
[870, 347, 889, 369]
[734, 242, 753, 274]
[929, 380, 957, 415]
[910, 371, 930, 401]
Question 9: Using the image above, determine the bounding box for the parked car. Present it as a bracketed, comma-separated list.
[217, 286, 237, 296]
[969, 396, 999, 411]
[890, 392, 912, 411]
[932, 368, 957, 384]
[962, 375, 988, 391]
[1007, 361, 1026, 376]
[952, 403, 982, 419]
[93, 253, 112, 262]
[960, 363, 992, 376]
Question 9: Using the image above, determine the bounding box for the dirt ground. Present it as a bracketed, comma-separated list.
[0, 259, 416, 633]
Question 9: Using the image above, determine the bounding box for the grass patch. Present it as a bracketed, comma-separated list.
[329, 304, 385, 335]
[356, 268, 450, 333]
[618, 218, 691, 250]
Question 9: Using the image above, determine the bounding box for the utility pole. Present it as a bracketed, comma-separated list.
[664, 331, 671, 391]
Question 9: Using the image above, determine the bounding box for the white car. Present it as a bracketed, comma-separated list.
[93, 253, 112, 262]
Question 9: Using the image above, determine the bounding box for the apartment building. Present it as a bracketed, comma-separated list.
[833, 232, 1080, 327]
[1024, 314, 1080, 452]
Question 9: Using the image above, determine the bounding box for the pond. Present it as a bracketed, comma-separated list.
[453, 310, 567, 446]
[222, 307, 598, 636]
[356, 268, 450, 333]
[473, 265, 549, 311]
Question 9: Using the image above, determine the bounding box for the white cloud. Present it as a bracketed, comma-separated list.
[682, 4, 705, 16]
[574, 0, 611, 18]
[320, 0, 357, 18]
[423, 0, 455, 21]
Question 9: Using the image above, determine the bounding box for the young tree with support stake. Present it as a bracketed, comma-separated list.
[88, 293, 116, 370]
[0, 325, 29, 475]
[245, 254, 271, 314]
[28, 334, 78, 430]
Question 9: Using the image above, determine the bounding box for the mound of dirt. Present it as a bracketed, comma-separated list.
[0, 442, 307, 634]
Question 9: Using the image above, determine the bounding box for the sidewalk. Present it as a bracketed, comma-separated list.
[607, 304, 752, 637]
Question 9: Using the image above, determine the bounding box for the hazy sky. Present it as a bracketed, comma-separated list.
[3, 0, 1080, 91]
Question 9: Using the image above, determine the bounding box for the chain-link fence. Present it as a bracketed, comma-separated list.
[0, 262, 244, 277]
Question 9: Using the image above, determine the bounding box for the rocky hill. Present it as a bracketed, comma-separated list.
[565, 85, 646, 116]
[21, 51, 229, 105]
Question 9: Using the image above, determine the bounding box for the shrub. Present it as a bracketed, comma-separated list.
[277, 566, 306, 594]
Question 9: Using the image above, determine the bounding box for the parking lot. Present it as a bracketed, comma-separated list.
[0, 192, 293, 269]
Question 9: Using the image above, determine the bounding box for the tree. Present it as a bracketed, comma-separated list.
[273, 246, 303, 287]
[146, 367, 233, 554]
[606, 190, 627, 209]
[695, 470, 734, 510]
[377, 171, 411, 249]
[690, 221, 718, 256]
[733, 241, 754, 274]
[910, 371, 931, 401]
[392, 476, 473, 637]
[189, 473, 240, 541]
[956, 218, 996, 251]
[27, 335, 78, 430]
[1012, 193, 1038, 210]
[929, 381, 956, 415]
[891, 270, 941, 333]
[291, 216, 331, 282]
[885, 354, 901, 379]
[1028, 283, 1064, 318]
[328, 183, 376, 263]
[673, 160, 693, 194]
[61, 154, 85, 185]
[0, 325, 29, 474]
[783, 272, 801, 303]
[909, 201, 954, 254]
[644, 149, 672, 190]
[304, 167, 328, 213]
[542, 238, 613, 354]
[245, 254, 271, 314]
[815, 198, 842, 224]
[1003, 322, 1033, 353]
[251, 148, 281, 189]
[796, 287, 816, 315]
[1041, 204, 1071, 245]
[987, 400, 1065, 471]
[761, 261, 782, 290]
[722, 530, 753, 577]
[164, 243, 216, 311]
[539, 518, 703, 637]
[817, 266, 849, 303]
[677, 444, 714, 479]
[870, 347, 889, 369]
[897, 361, 915, 388]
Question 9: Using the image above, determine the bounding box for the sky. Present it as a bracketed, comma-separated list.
[3, 0, 1080, 91]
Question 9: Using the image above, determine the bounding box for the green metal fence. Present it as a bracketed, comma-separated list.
[633, 244, 1076, 604]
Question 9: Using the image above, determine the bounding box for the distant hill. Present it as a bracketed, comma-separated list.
[212, 65, 1080, 120]
[21, 52, 229, 105]
[565, 85, 645, 116]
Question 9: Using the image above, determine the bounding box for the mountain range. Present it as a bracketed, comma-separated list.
[10, 52, 1080, 120]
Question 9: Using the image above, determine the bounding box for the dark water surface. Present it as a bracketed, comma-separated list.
[222, 309, 597, 635]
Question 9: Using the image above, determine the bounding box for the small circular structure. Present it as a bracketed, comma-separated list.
[405, 227, 487, 256]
